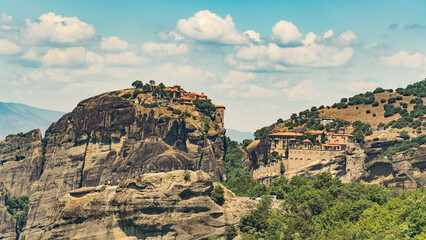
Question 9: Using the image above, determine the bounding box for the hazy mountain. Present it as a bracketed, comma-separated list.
[226, 128, 253, 143]
[0, 102, 65, 140]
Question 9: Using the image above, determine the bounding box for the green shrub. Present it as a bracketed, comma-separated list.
[388, 97, 396, 103]
[396, 95, 403, 100]
[366, 110, 371, 114]
[132, 89, 141, 98]
[380, 98, 386, 103]
[211, 185, 225, 205]
[225, 225, 238, 240]
[373, 87, 385, 93]
[5, 194, 29, 235]
[172, 109, 181, 115]
[372, 101, 379, 107]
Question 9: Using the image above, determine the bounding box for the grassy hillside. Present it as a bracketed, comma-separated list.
[319, 91, 418, 128]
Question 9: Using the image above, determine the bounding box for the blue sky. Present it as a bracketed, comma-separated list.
[0, 0, 425, 132]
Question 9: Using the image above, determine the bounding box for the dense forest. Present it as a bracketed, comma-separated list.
[225, 173, 426, 240]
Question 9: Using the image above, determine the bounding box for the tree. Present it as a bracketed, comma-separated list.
[211, 185, 225, 205]
[354, 130, 365, 142]
[158, 83, 165, 89]
[225, 225, 238, 240]
[373, 87, 385, 93]
[254, 127, 269, 140]
[149, 80, 156, 85]
[132, 80, 143, 88]
[399, 130, 410, 140]
[276, 118, 284, 124]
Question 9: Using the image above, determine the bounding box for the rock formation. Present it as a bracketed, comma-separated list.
[41, 170, 256, 240]
[0, 89, 227, 239]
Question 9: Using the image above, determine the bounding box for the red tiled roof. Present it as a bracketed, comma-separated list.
[188, 92, 199, 96]
[302, 139, 312, 143]
[214, 104, 226, 108]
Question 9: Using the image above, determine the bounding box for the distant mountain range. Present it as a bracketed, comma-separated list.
[0, 102, 65, 140]
[226, 129, 253, 143]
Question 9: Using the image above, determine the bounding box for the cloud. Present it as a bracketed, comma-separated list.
[231, 43, 354, 70]
[151, 63, 215, 84]
[175, 10, 249, 44]
[282, 80, 317, 101]
[104, 51, 146, 66]
[100, 36, 130, 52]
[404, 24, 426, 30]
[157, 31, 184, 42]
[23, 69, 73, 82]
[379, 51, 426, 69]
[240, 84, 277, 98]
[244, 30, 261, 43]
[272, 20, 303, 45]
[0, 38, 21, 54]
[348, 79, 379, 93]
[388, 23, 398, 30]
[332, 30, 358, 46]
[142, 42, 189, 56]
[22, 12, 96, 45]
[0, 13, 18, 32]
[42, 47, 88, 68]
[214, 70, 256, 90]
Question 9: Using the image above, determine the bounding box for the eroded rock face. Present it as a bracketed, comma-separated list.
[0, 90, 227, 239]
[0, 129, 43, 197]
[41, 170, 256, 240]
[360, 145, 426, 190]
[363, 137, 404, 161]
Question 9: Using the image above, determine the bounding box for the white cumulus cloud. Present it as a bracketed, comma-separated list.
[244, 30, 261, 43]
[175, 10, 249, 45]
[214, 70, 256, 90]
[283, 80, 317, 101]
[379, 51, 426, 69]
[100, 36, 130, 52]
[0, 38, 20, 54]
[142, 42, 189, 56]
[41, 47, 103, 68]
[104, 51, 146, 66]
[272, 20, 303, 45]
[22, 12, 96, 45]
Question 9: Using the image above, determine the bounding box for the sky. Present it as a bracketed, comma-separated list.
[0, 0, 425, 132]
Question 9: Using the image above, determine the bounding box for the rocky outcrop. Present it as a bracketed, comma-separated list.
[41, 170, 256, 240]
[242, 140, 269, 170]
[360, 144, 426, 190]
[0, 129, 44, 197]
[363, 136, 403, 161]
[0, 89, 227, 239]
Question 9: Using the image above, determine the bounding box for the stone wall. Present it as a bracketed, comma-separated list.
[287, 149, 343, 172]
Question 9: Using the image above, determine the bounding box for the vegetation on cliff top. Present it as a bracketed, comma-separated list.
[237, 172, 426, 240]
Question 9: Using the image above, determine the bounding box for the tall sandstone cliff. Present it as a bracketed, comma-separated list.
[0, 89, 227, 239]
